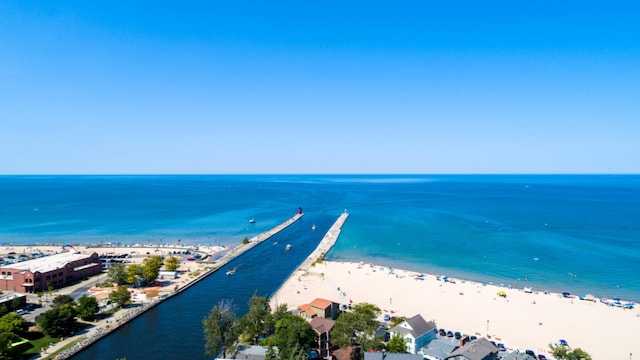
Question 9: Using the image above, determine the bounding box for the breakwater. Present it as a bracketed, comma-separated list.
[297, 211, 349, 269]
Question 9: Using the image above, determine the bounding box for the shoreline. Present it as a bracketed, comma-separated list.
[271, 220, 640, 360]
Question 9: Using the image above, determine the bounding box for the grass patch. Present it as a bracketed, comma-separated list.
[22, 333, 60, 356]
[311, 253, 325, 266]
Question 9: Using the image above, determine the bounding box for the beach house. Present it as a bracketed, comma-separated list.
[297, 298, 340, 320]
[389, 314, 437, 354]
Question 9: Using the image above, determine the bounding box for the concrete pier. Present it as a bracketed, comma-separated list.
[297, 211, 349, 270]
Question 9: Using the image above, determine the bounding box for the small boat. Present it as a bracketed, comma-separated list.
[249, 218, 255, 224]
[311, 224, 317, 231]
[285, 244, 292, 251]
[226, 268, 236, 276]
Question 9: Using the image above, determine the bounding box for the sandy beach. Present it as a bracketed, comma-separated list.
[272, 260, 640, 360]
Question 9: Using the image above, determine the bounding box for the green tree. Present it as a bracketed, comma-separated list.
[203, 300, 238, 358]
[108, 263, 129, 285]
[265, 303, 289, 337]
[242, 237, 250, 244]
[0, 305, 7, 318]
[75, 294, 100, 321]
[0, 331, 19, 360]
[37, 303, 77, 337]
[550, 345, 593, 360]
[126, 264, 142, 285]
[52, 294, 75, 308]
[164, 256, 180, 271]
[10, 297, 22, 311]
[141, 255, 163, 284]
[0, 313, 29, 335]
[285, 342, 308, 360]
[109, 286, 132, 308]
[387, 333, 407, 353]
[272, 313, 316, 360]
[332, 302, 383, 352]
[241, 293, 271, 344]
[264, 346, 278, 360]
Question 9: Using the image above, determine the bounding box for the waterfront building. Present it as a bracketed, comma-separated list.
[310, 317, 335, 359]
[389, 314, 437, 354]
[297, 298, 340, 320]
[0, 250, 101, 293]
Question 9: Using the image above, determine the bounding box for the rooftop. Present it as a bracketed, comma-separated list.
[2, 251, 95, 273]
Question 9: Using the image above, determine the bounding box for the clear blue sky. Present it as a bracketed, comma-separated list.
[1, 1, 639, 174]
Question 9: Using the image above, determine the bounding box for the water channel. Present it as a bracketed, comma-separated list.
[72, 213, 337, 359]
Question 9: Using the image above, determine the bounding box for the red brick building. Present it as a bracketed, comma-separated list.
[0, 251, 101, 293]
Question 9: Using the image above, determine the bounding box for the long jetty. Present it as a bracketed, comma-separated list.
[298, 211, 349, 270]
[53, 213, 303, 360]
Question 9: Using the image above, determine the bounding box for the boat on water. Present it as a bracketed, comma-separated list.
[311, 224, 317, 231]
[249, 218, 255, 224]
[226, 268, 237, 276]
[285, 244, 292, 251]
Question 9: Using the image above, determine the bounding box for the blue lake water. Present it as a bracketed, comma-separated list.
[1, 174, 639, 302]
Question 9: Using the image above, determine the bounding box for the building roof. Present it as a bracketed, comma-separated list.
[391, 314, 436, 339]
[498, 352, 536, 360]
[310, 317, 335, 334]
[364, 352, 424, 360]
[310, 298, 334, 309]
[2, 251, 95, 273]
[235, 345, 271, 360]
[421, 338, 459, 360]
[446, 337, 498, 360]
[298, 303, 317, 317]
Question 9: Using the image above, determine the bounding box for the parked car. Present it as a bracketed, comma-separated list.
[454, 331, 461, 339]
[15, 309, 28, 315]
[438, 329, 446, 336]
[470, 335, 477, 341]
[446, 331, 454, 337]
[497, 343, 505, 351]
[526, 350, 536, 357]
[538, 355, 547, 360]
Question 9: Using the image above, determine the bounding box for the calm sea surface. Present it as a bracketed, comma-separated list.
[1, 174, 639, 302]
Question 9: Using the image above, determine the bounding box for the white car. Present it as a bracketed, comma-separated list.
[15, 309, 28, 315]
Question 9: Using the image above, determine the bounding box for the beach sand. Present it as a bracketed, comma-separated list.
[272, 260, 640, 360]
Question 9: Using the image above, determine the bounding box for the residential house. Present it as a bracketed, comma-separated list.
[445, 338, 499, 360]
[310, 317, 335, 359]
[389, 314, 437, 354]
[421, 338, 459, 360]
[498, 352, 537, 360]
[297, 298, 340, 320]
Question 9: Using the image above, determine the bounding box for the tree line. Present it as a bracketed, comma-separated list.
[203, 294, 409, 360]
